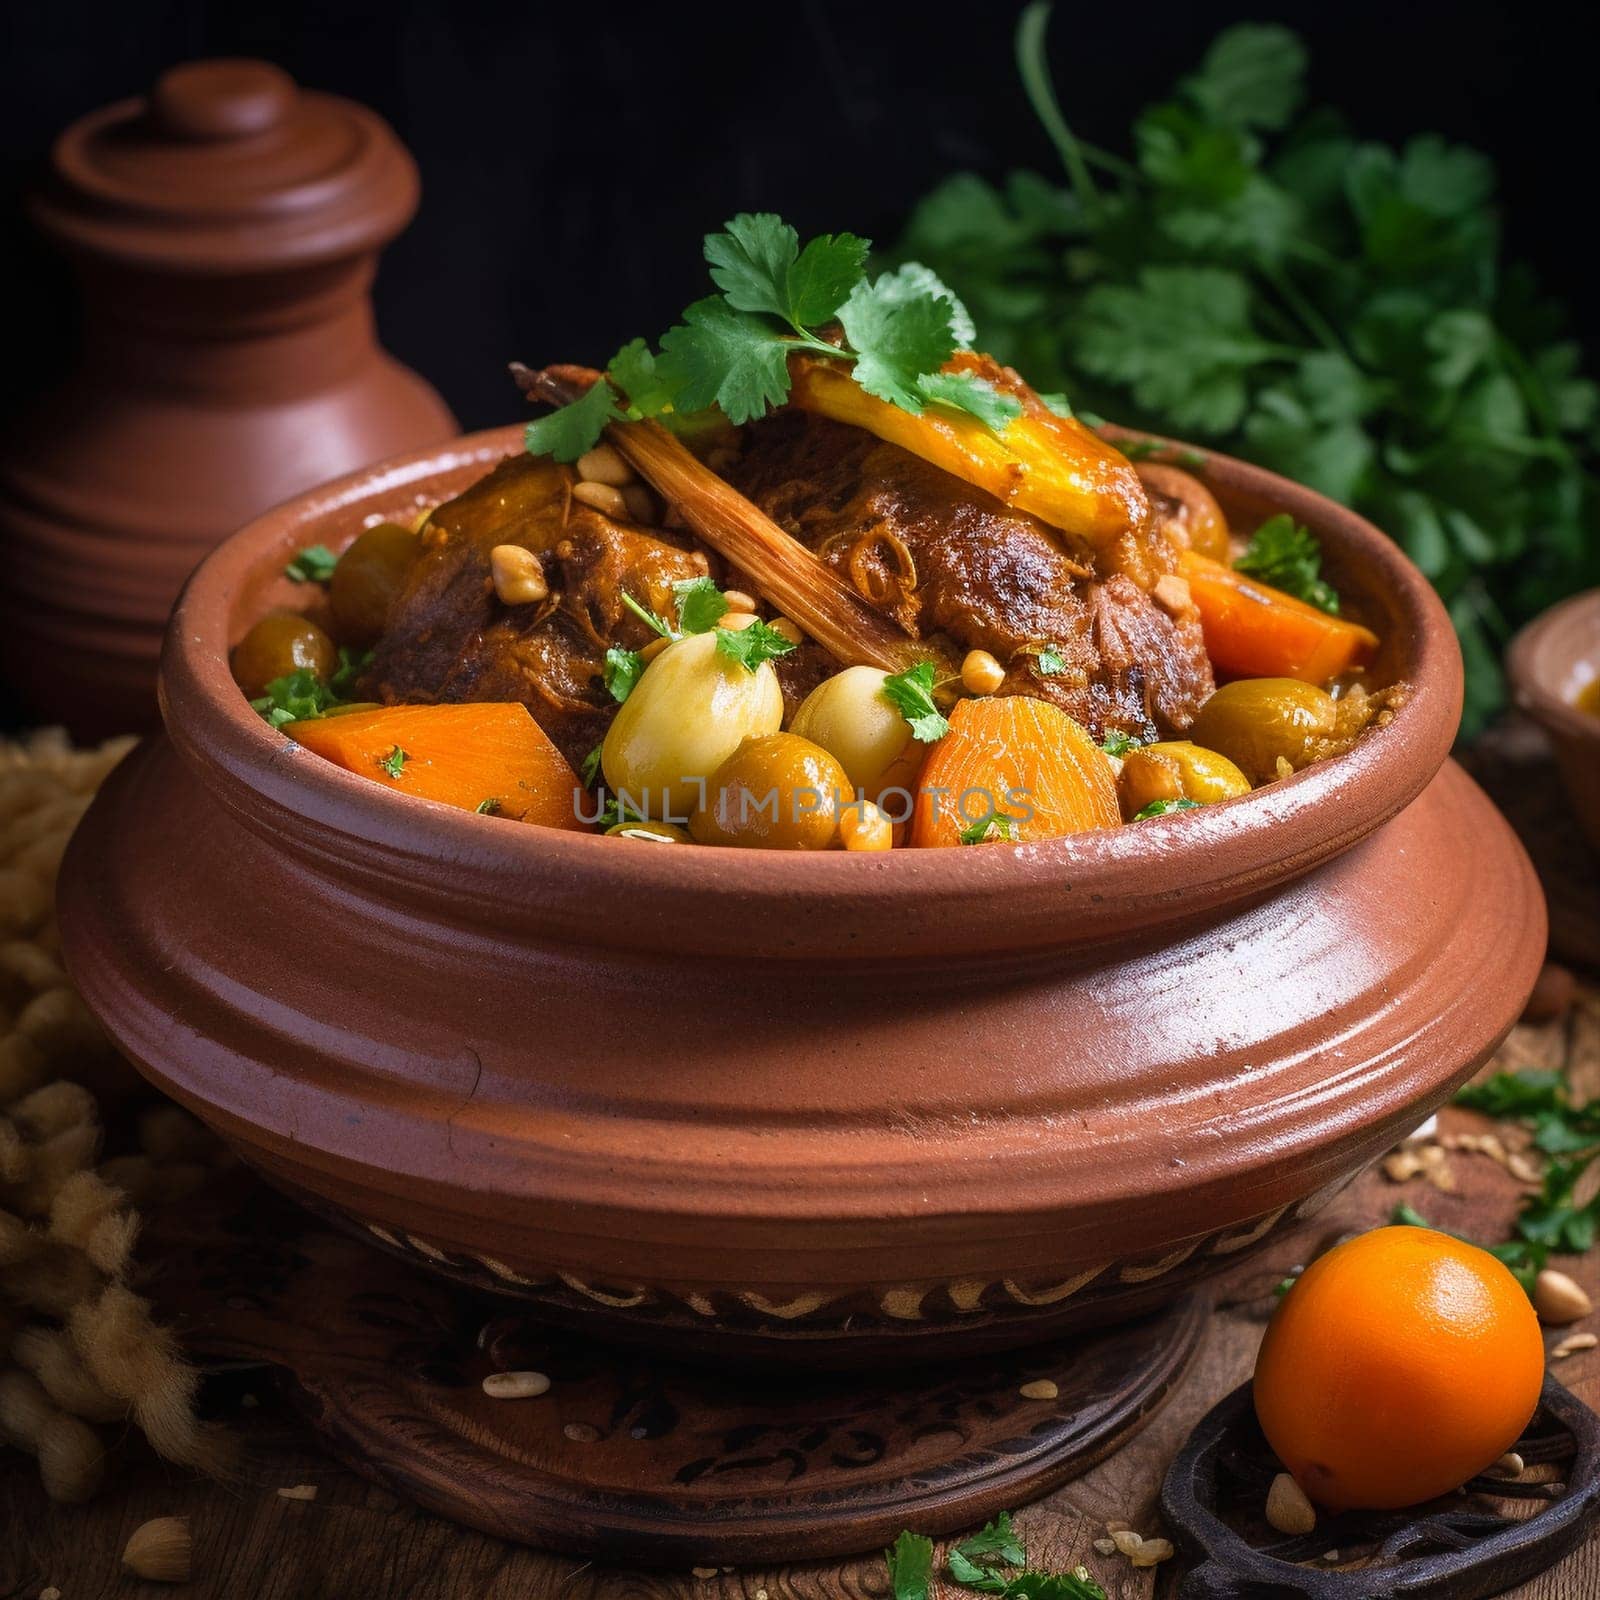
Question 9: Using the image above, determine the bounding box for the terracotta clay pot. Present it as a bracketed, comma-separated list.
[0, 59, 456, 738]
[1508, 590, 1600, 851]
[58, 427, 1546, 1366]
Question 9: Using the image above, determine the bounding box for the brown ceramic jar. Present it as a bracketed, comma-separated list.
[1508, 590, 1600, 851]
[58, 427, 1546, 1367]
[0, 59, 456, 737]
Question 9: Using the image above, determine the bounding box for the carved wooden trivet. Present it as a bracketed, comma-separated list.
[1161, 1376, 1600, 1599]
[139, 1180, 1205, 1564]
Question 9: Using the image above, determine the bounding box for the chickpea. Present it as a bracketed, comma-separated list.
[601, 630, 783, 817]
[690, 734, 848, 850]
[960, 649, 1006, 696]
[1137, 463, 1230, 561]
[840, 800, 893, 852]
[788, 666, 915, 794]
[328, 522, 420, 645]
[1118, 748, 1185, 818]
[1189, 678, 1338, 786]
[230, 611, 337, 698]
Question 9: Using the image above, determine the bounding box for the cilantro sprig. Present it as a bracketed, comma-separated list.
[884, 1512, 1106, 1600]
[959, 810, 1020, 846]
[1235, 514, 1340, 613]
[602, 581, 793, 703]
[1132, 797, 1201, 820]
[525, 214, 1011, 464]
[883, 660, 950, 742]
[284, 544, 338, 584]
[897, 9, 1600, 733]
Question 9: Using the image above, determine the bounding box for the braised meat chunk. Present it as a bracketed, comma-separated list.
[363, 453, 705, 768]
[728, 413, 1213, 740]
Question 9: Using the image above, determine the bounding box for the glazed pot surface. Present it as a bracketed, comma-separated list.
[59, 425, 1546, 1363]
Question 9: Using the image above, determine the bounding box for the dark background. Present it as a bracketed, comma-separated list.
[4, 0, 1595, 430]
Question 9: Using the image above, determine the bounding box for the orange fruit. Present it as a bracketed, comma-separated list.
[1253, 1225, 1544, 1510]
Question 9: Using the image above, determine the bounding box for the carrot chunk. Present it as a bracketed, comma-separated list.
[910, 695, 1121, 847]
[286, 703, 590, 831]
[1181, 551, 1378, 684]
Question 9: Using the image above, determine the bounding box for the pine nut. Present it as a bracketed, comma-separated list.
[276, 1484, 318, 1500]
[723, 590, 757, 613]
[1490, 1451, 1525, 1479]
[1019, 1378, 1058, 1400]
[770, 616, 804, 644]
[489, 545, 548, 606]
[1266, 1472, 1316, 1535]
[572, 481, 629, 518]
[961, 649, 1006, 695]
[841, 802, 892, 853]
[717, 611, 759, 632]
[622, 484, 658, 525]
[1534, 1268, 1593, 1325]
[1130, 1538, 1173, 1568]
[1110, 1530, 1144, 1557]
[1552, 1332, 1597, 1359]
[1092, 1539, 1116, 1555]
[576, 443, 632, 486]
[482, 1370, 551, 1399]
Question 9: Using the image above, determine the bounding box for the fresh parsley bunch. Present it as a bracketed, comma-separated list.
[525, 214, 1021, 464]
[896, 5, 1600, 733]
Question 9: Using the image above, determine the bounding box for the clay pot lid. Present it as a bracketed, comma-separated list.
[31, 58, 419, 272]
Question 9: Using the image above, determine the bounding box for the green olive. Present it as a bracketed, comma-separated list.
[690, 734, 848, 849]
[329, 522, 420, 645]
[230, 611, 337, 698]
[788, 666, 914, 794]
[605, 820, 693, 844]
[1189, 678, 1338, 785]
[601, 630, 784, 817]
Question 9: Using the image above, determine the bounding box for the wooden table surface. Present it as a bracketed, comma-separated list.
[4, 728, 1598, 1600]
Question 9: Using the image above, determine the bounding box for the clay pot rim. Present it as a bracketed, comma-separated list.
[1506, 588, 1600, 746]
[159, 423, 1463, 958]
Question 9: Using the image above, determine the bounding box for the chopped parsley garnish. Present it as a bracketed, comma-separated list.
[883, 660, 950, 742]
[1099, 729, 1143, 758]
[596, 793, 648, 829]
[525, 213, 1000, 463]
[1235, 513, 1341, 614]
[958, 809, 1020, 845]
[474, 797, 502, 815]
[1132, 796, 1201, 820]
[1036, 643, 1066, 675]
[714, 618, 796, 672]
[284, 544, 338, 584]
[603, 646, 645, 704]
[580, 744, 604, 785]
[378, 745, 408, 779]
[329, 645, 372, 699]
[250, 670, 341, 728]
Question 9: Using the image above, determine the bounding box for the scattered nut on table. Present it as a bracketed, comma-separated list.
[1533, 1268, 1593, 1325]
[1266, 1471, 1317, 1535]
[482, 1369, 551, 1399]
